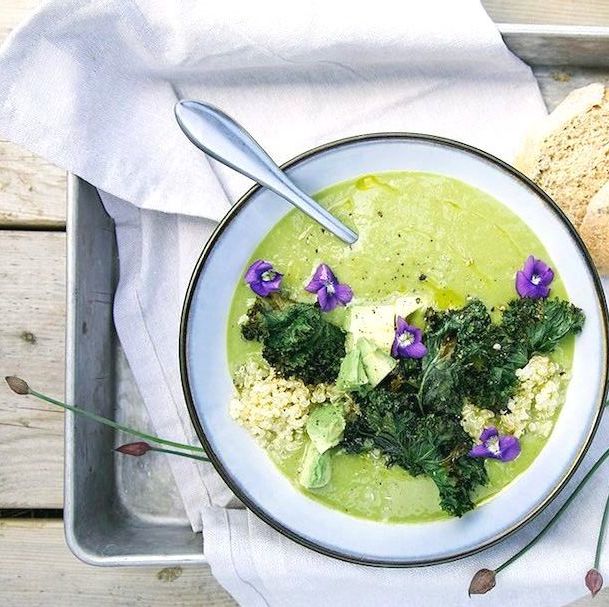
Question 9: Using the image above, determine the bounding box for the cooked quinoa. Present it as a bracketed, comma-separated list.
[229, 359, 346, 452]
[460, 402, 495, 440]
[461, 355, 564, 440]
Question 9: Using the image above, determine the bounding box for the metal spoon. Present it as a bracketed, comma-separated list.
[174, 100, 358, 245]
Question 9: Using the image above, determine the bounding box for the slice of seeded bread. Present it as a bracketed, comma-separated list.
[515, 82, 609, 274]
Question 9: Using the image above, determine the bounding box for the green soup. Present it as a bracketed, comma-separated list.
[227, 171, 573, 523]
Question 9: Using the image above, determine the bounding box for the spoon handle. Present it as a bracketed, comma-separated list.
[174, 100, 358, 245]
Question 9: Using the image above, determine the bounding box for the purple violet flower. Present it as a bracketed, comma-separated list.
[305, 263, 353, 312]
[515, 255, 554, 299]
[244, 260, 283, 297]
[391, 316, 428, 359]
[469, 427, 521, 462]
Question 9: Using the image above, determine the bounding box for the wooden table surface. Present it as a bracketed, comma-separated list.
[1, 1, 608, 605]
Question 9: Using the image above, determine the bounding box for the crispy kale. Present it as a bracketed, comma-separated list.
[342, 385, 418, 456]
[242, 288, 584, 518]
[341, 296, 584, 517]
[342, 386, 487, 517]
[240, 298, 269, 342]
[420, 297, 584, 414]
[430, 452, 487, 518]
[241, 296, 346, 385]
[401, 413, 487, 517]
[422, 300, 523, 413]
[502, 297, 585, 355]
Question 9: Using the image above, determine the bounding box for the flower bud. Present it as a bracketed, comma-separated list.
[5, 376, 30, 395]
[115, 442, 151, 456]
[468, 569, 496, 596]
[586, 568, 603, 597]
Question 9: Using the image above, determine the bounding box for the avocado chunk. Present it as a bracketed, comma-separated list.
[346, 295, 428, 351]
[298, 442, 331, 489]
[336, 348, 367, 391]
[346, 303, 395, 351]
[336, 338, 397, 391]
[306, 403, 346, 453]
[356, 335, 376, 358]
[357, 337, 397, 387]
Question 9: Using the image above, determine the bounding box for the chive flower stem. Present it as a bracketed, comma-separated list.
[496, 447, 609, 574]
[595, 489, 609, 569]
[149, 445, 209, 462]
[28, 387, 206, 455]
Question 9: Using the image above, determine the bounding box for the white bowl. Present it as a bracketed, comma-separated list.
[180, 134, 608, 566]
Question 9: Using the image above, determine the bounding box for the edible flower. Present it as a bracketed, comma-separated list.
[468, 447, 609, 598]
[244, 259, 283, 297]
[469, 427, 520, 462]
[305, 263, 353, 312]
[391, 316, 427, 359]
[516, 255, 554, 299]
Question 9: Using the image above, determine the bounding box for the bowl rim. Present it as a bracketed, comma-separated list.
[179, 132, 609, 567]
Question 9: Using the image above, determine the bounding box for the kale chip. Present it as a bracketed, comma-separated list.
[343, 386, 487, 517]
[241, 297, 346, 385]
[502, 297, 585, 355]
[242, 290, 584, 518]
[421, 297, 584, 414]
[422, 300, 523, 413]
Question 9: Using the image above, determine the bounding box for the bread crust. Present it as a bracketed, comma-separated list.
[515, 82, 605, 177]
[515, 82, 609, 274]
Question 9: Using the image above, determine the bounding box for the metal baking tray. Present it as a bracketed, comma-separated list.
[64, 178, 204, 565]
[64, 24, 609, 566]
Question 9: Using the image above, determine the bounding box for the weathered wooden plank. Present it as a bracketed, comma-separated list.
[483, 0, 609, 26]
[0, 231, 65, 508]
[0, 519, 236, 607]
[0, 0, 66, 228]
[0, 519, 606, 607]
[0, 143, 66, 228]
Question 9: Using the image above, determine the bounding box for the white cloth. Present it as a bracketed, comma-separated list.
[2, 0, 604, 605]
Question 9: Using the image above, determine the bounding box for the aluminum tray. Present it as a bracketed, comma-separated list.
[64, 24, 609, 566]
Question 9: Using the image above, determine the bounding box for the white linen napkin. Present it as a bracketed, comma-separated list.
[4, 0, 605, 605]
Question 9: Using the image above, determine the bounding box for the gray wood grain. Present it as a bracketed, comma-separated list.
[0, 520, 236, 607]
[483, 0, 609, 27]
[0, 0, 65, 228]
[0, 231, 65, 508]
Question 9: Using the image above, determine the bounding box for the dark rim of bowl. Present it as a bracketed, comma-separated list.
[179, 132, 609, 567]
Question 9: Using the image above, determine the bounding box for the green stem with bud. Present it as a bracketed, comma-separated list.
[496, 446, 609, 575]
[595, 489, 609, 569]
[149, 445, 209, 462]
[27, 385, 206, 455]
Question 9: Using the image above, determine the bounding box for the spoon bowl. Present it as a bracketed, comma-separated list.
[174, 100, 358, 245]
